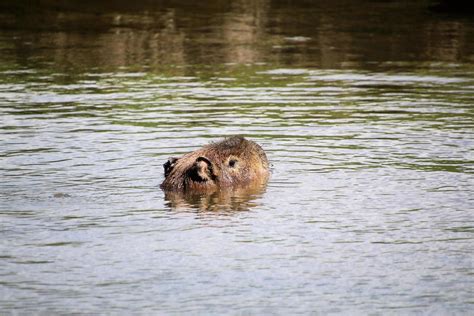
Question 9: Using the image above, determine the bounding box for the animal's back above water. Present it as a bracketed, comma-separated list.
[160, 136, 269, 191]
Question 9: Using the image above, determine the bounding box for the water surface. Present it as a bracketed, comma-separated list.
[1, 1, 473, 314]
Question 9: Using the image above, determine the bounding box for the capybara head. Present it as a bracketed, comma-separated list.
[160, 136, 269, 192]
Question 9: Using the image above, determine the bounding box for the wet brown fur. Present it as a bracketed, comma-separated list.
[161, 136, 269, 191]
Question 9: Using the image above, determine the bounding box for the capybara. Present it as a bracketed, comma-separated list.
[161, 136, 269, 191]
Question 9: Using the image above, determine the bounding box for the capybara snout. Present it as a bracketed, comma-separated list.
[161, 136, 269, 191]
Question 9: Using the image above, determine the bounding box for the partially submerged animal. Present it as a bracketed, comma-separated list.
[161, 136, 269, 192]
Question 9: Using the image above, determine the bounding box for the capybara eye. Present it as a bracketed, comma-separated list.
[229, 159, 238, 168]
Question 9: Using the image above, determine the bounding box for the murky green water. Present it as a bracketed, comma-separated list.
[1, 0, 473, 314]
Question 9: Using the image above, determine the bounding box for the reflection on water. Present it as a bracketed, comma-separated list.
[1, 0, 473, 70]
[164, 181, 267, 212]
[1, 0, 474, 314]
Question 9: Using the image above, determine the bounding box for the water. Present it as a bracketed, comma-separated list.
[1, 1, 473, 314]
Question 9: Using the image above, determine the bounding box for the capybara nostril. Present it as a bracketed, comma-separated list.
[163, 157, 179, 177]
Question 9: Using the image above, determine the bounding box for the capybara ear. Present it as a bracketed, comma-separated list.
[193, 156, 216, 181]
[163, 157, 179, 177]
[196, 156, 212, 166]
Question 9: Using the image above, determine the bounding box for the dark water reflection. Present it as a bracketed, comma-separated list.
[164, 182, 267, 212]
[1, 0, 474, 70]
[1, 0, 474, 314]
